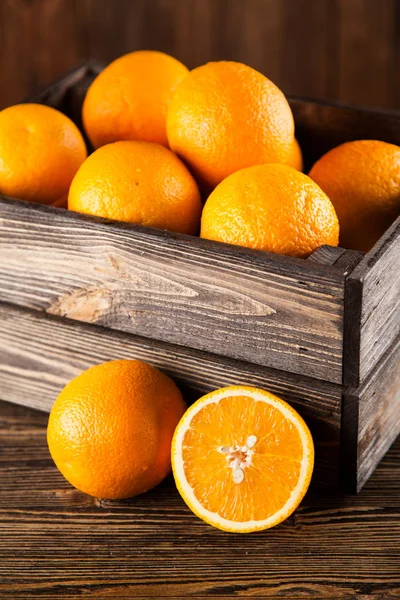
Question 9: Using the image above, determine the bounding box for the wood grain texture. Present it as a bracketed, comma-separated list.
[0, 196, 346, 383]
[342, 333, 400, 493]
[0, 302, 342, 489]
[1, 0, 400, 111]
[347, 216, 400, 385]
[308, 246, 364, 275]
[337, 0, 396, 109]
[357, 343, 400, 492]
[0, 398, 399, 599]
[307, 245, 347, 265]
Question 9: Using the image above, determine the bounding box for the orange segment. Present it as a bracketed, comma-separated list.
[172, 386, 314, 533]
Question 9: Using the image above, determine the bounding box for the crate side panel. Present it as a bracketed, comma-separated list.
[0, 198, 345, 383]
[0, 302, 342, 489]
[350, 216, 400, 384]
[356, 334, 400, 492]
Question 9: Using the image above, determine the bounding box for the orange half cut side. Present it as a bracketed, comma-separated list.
[171, 386, 314, 533]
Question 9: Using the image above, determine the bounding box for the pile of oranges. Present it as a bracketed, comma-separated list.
[1, 50, 400, 253]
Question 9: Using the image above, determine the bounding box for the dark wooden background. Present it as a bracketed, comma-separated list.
[1, 0, 399, 111]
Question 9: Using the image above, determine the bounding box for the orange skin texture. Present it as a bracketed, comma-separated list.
[47, 360, 187, 499]
[309, 139, 400, 252]
[68, 140, 202, 235]
[167, 61, 295, 191]
[83, 50, 189, 148]
[0, 103, 87, 204]
[200, 163, 339, 257]
[287, 138, 303, 172]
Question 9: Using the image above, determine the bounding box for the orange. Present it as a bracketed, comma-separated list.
[287, 138, 303, 171]
[0, 103, 86, 204]
[309, 139, 400, 252]
[167, 61, 295, 190]
[47, 360, 186, 499]
[68, 140, 202, 235]
[200, 163, 339, 257]
[172, 386, 314, 533]
[83, 50, 189, 148]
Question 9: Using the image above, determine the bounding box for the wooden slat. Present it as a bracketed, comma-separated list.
[308, 246, 364, 275]
[0, 197, 346, 383]
[342, 333, 400, 492]
[0, 302, 342, 489]
[337, 0, 396, 109]
[307, 245, 347, 265]
[346, 216, 400, 385]
[280, 0, 331, 100]
[4, 0, 400, 112]
[0, 0, 82, 109]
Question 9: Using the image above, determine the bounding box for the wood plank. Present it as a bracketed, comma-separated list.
[338, 249, 366, 387]
[235, 0, 282, 83]
[334, 249, 365, 274]
[0, 398, 399, 599]
[308, 246, 364, 275]
[347, 216, 400, 385]
[280, 0, 331, 100]
[3, 0, 400, 112]
[0, 0, 81, 110]
[337, 0, 396, 109]
[0, 197, 346, 383]
[342, 333, 400, 492]
[307, 245, 347, 265]
[357, 334, 400, 492]
[0, 302, 342, 489]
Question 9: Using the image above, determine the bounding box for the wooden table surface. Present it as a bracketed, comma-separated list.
[1, 399, 399, 600]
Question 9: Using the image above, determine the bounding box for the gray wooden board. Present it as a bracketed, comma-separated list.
[347, 216, 400, 385]
[342, 333, 400, 492]
[0, 197, 346, 383]
[0, 302, 342, 488]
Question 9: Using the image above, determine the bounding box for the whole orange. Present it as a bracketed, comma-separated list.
[200, 163, 339, 257]
[83, 51, 189, 148]
[68, 140, 202, 235]
[0, 103, 87, 204]
[47, 360, 186, 499]
[167, 61, 295, 190]
[309, 139, 400, 251]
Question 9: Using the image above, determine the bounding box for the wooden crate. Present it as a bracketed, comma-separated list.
[0, 63, 399, 492]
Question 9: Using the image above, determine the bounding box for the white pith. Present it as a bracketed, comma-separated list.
[172, 387, 313, 533]
[219, 435, 257, 484]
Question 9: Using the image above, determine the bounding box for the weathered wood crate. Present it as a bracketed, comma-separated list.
[0, 63, 399, 492]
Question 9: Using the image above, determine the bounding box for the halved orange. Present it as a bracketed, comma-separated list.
[171, 386, 314, 533]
